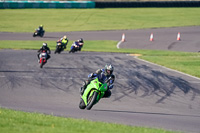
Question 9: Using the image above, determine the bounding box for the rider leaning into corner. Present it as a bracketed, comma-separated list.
[37, 25, 44, 33]
[80, 64, 115, 98]
[57, 35, 69, 49]
[76, 38, 84, 51]
[37, 43, 51, 62]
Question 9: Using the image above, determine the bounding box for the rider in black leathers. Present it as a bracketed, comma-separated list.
[37, 43, 51, 61]
[80, 64, 115, 98]
[37, 25, 44, 33]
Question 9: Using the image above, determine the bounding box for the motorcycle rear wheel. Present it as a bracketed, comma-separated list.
[40, 33, 44, 37]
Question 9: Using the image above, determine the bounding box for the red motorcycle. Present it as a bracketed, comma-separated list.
[39, 51, 47, 68]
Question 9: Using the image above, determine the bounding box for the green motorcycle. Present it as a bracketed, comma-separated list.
[79, 77, 108, 110]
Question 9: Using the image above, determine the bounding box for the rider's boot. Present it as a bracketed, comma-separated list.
[80, 81, 87, 96]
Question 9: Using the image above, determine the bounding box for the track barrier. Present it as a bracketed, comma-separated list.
[0, 1, 200, 9]
[0, 1, 95, 9]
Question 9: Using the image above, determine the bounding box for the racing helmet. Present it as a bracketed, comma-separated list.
[43, 42, 47, 47]
[79, 38, 83, 43]
[40, 25, 43, 28]
[63, 35, 67, 39]
[105, 64, 114, 75]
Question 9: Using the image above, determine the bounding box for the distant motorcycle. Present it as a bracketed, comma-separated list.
[69, 42, 79, 53]
[39, 51, 47, 68]
[54, 41, 64, 54]
[33, 29, 45, 37]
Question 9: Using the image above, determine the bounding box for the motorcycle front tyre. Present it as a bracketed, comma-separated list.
[33, 33, 36, 37]
[86, 91, 98, 110]
[40, 59, 44, 68]
[54, 48, 58, 54]
[79, 98, 86, 109]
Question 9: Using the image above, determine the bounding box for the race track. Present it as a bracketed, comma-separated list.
[0, 27, 200, 133]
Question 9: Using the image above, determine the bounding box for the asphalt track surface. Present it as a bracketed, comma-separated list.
[0, 26, 200, 133]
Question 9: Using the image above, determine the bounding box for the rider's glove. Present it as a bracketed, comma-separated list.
[88, 73, 97, 78]
[108, 84, 113, 90]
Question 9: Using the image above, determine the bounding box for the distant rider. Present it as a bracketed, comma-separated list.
[57, 35, 69, 49]
[70, 38, 84, 52]
[76, 38, 84, 51]
[80, 64, 115, 98]
[37, 25, 44, 33]
[37, 43, 51, 61]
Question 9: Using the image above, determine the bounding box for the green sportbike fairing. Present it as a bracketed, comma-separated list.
[79, 77, 108, 110]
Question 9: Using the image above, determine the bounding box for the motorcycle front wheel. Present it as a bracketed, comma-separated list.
[33, 33, 36, 37]
[79, 98, 86, 109]
[40, 59, 44, 68]
[86, 91, 98, 110]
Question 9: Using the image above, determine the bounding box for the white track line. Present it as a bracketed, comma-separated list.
[117, 41, 122, 49]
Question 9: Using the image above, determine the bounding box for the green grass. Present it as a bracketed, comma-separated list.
[0, 108, 177, 133]
[0, 40, 200, 78]
[0, 40, 118, 51]
[140, 52, 200, 78]
[0, 8, 200, 32]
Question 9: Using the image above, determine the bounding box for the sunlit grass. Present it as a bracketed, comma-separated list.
[0, 8, 200, 32]
[0, 108, 178, 133]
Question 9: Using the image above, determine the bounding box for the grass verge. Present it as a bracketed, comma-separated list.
[0, 8, 200, 32]
[0, 108, 178, 133]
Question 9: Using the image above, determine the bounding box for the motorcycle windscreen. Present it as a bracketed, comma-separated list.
[40, 53, 47, 58]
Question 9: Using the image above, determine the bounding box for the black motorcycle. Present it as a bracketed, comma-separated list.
[54, 41, 64, 54]
[33, 29, 45, 37]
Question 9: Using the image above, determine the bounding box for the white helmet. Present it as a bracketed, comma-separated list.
[43, 43, 47, 47]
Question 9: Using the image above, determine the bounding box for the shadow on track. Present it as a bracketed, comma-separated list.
[45, 67, 77, 70]
[42, 36, 58, 39]
[114, 60, 200, 103]
[93, 109, 200, 118]
[0, 70, 35, 73]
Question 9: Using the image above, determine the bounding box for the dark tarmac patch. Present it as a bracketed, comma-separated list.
[168, 42, 177, 50]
